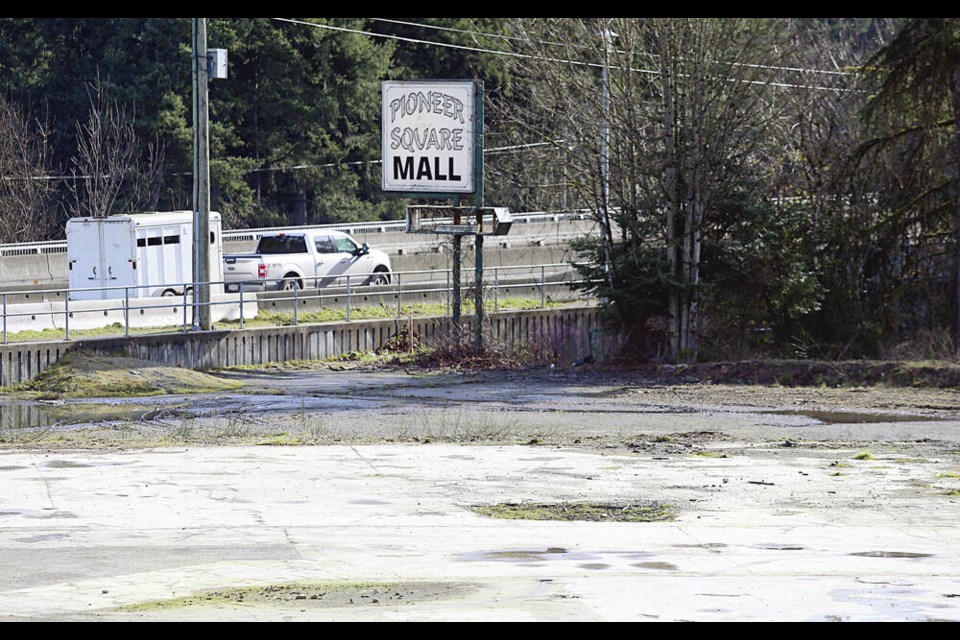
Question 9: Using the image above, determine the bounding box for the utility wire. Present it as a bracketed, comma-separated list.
[4, 140, 569, 181]
[271, 18, 856, 92]
[6, 20, 859, 184]
[370, 17, 858, 78]
[369, 17, 577, 49]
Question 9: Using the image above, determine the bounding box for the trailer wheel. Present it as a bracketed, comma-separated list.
[161, 288, 179, 297]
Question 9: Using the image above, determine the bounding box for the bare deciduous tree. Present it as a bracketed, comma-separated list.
[496, 18, 785, 362]
[0, 97, 56, 243]
[67, 78, 164, 218]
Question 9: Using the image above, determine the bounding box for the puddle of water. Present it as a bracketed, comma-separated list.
[849, 551, 933, 558]
[578, 563, 610, 570]
[0, 392, 390, 431]
[756, 544, 805, 551]
[0, 509, 76, 519]
[348, 499, 391, 505]
[15, 533, 69, 543]
[476, 550, 558, 561]
[460, 547, 607, 563]
[672, 543, 727, 549]
[0, 401, 156, 430]
[45, 460, 92, 469]
[766, 410, 944, 425]
[633, 561, 679, 570]
[0, 465, 26, 471]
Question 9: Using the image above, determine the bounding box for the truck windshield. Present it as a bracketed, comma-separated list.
[257, 235, 308, 254]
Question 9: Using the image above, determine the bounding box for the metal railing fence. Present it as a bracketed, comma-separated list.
[0, 263, 598, 343]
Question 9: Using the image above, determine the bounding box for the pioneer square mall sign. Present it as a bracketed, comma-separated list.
[382, 81, 477, 194]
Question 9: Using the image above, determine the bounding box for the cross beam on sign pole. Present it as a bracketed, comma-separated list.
[405, 205, 516, 352]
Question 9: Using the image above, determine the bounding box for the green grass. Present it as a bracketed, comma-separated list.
[1, 297, 573, 343]
[256, 433, 306, 446]
[471, 501, 675, 523]
[852, 451, 875, 461]
[936, 472, 960, 479]
[228, 297, 566, 327]
[117, 580, 463, 611]
[2, 321, 190, 344]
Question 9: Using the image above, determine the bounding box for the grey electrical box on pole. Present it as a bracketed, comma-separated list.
[208, 49, 228, 79]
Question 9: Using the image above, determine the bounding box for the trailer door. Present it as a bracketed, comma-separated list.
[68, 219, 135, 301]
[97, 219, 137, 298]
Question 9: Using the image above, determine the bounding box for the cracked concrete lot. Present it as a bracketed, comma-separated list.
[1, 368, 959, 621]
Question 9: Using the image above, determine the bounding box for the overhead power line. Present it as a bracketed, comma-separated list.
[272, 17, 534, 61]
[370, 17, 858, 79]
[4, 140, 570, 181]
[271, 18, 858, 92]
[369, 17, 577, 50]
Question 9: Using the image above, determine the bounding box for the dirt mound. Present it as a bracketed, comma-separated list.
[18, 351, 245, 398]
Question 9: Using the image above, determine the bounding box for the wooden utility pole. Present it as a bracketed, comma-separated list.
[192, 18, 212, 331]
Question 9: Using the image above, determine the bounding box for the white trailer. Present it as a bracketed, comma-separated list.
[66, 211, 224, 301]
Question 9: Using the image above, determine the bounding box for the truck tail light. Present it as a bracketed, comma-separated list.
[258, 263, 267, 279]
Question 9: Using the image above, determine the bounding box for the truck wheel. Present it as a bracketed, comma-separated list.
[367, 268, 391, 286]
[281, 277, 302, 292]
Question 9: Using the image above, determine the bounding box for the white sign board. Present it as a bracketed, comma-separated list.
[382, 80, 476, 194]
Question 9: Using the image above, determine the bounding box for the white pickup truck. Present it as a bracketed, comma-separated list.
[223, 229, 392, 292]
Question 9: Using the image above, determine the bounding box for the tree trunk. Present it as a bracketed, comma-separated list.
[952, 64, 960, 358]
[661, 35, 682, 361]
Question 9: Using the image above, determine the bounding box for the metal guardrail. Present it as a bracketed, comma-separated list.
[0, 210, 595, 257]
[0, 262, 597, 344]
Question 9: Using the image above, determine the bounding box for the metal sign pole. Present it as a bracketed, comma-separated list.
[474, 233, 483, 349]
[473, 81, 485, 351]
[383, 80, 497, 349]
[452, 204, 462, 345]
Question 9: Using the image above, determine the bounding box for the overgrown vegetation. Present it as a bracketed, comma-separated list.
[637, 358, 960, 388]
[496, 18, 960, 362]
[2, 18, 960, 363]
